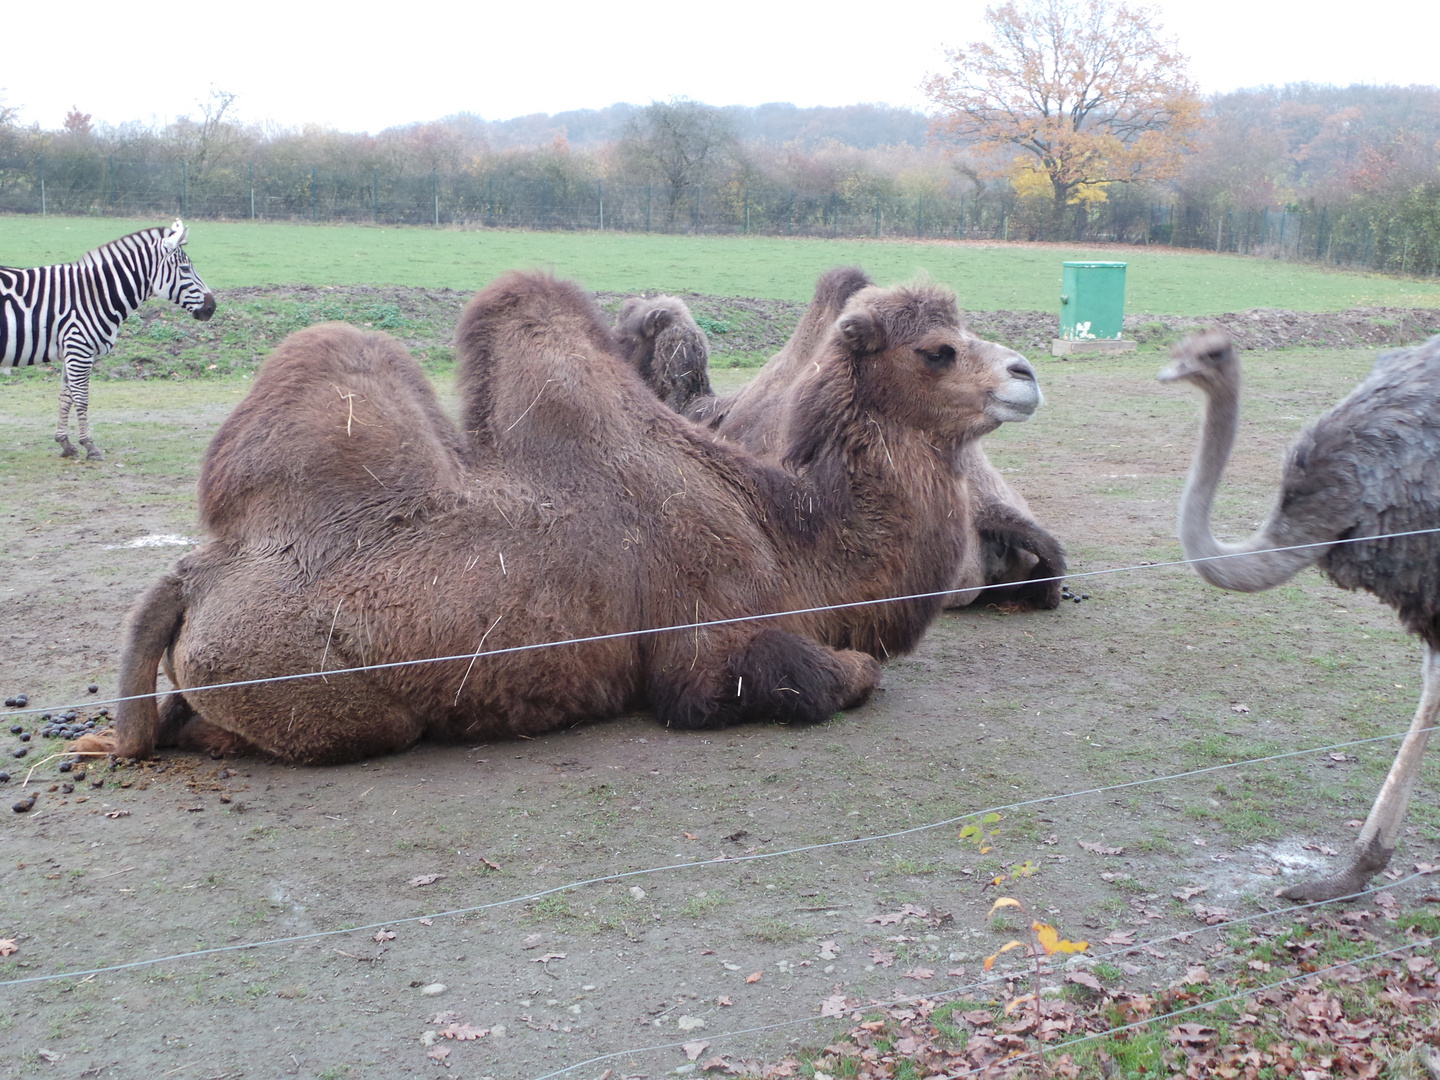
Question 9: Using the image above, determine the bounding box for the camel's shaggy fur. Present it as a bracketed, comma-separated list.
[613, 295, 713, 414]
[630, 268, 1067, 609]
[81, 272, 1039, 764]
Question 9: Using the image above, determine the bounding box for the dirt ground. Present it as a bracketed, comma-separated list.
[2, 307, 1439, 1079]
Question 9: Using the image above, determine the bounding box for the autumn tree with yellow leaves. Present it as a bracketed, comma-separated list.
[924, 0, 1202, 228]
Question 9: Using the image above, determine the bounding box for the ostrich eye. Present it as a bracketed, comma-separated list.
[918, 344, 956, 370]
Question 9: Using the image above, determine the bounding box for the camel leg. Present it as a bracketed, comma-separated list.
[652, 628, 881, 730]
[1281, 644, 1440, 902]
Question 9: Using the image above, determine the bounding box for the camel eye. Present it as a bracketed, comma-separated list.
[918, 344, 956, 370]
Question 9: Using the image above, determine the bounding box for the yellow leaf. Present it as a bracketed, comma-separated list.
[983, 940, 1027, 970]
[1033, 922, 1088, 955]
[1003, 993, 1037, 1016]
[987, 897, 1024, 917]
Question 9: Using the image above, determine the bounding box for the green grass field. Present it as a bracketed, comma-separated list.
[4, 214, 1440, 313]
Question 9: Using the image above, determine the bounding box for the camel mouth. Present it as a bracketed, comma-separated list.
[985, 389, 1040, 423]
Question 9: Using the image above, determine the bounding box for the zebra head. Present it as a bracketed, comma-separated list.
[156, 220, 216, 322]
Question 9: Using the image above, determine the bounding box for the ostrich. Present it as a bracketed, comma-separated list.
[1160, 329, 1440, 903]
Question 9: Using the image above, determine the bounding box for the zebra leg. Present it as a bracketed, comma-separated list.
[67, 356, 105, 461]
[55, 369, 78, 458]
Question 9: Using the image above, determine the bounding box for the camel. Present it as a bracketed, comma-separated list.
[1160, 329, 1440, 901]
[616, 269, 1066, 610]
[77, 271, 1041, 764]
[612, 294, 713, 413]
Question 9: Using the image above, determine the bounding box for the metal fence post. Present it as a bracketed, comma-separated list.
[539, 176, 547, 229]
[108, 155, 115, 205]
[311, 167, 317, 221]
[38, 153, 44, 215]
[597, 182, 603, 230]
[249, 162, 255, 219]
[743, 185, 749, 235]
[787, 190, 794, 236]
[875, 195, 881, 237]
[372, 166, 378, 224]
[645, 183, 651, 232]
[432, 169, 439, 227]
[693, 185, 700, 234]
[182, 159, 188, 216]
[487, 175, 494, 227]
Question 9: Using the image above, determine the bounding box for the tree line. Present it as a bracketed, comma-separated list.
[1, 1, 1436, 272]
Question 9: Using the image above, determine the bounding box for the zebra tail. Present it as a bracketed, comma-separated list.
[100, 573, 187, 759]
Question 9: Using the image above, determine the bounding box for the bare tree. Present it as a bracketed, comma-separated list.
[924, 0, 1201, 223]
[618, 98, 734, 220]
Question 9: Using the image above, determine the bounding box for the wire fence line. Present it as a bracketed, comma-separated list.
[5, 526, 1439, 727]
[1, 153, 1435, 273]
[0, 727, 1425, 992]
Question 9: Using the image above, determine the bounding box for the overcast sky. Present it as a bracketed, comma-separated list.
[4, 1, 1434, 134]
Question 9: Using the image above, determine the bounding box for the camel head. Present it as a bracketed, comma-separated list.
[1157, 329, 1240, 394]
[835, 280, 1041, 448]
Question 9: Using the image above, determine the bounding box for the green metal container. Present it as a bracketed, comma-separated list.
[1059, 261, 1127, 340]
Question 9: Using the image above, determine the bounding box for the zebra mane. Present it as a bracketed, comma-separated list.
[78, 226, 169, 268]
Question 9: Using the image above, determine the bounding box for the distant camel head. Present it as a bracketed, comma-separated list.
[612, 295, 713, 414]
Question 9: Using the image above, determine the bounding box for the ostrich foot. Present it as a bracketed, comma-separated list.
[56, 435, 78, 458]
[1277, 836, 1393, 903]
[79, 437, 105, 461]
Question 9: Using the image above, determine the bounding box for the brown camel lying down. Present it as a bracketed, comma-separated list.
[78, 272, 1040, 764]
[616, 268, 1066, 610]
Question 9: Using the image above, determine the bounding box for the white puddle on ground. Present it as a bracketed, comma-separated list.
[102, 534, 198, 550]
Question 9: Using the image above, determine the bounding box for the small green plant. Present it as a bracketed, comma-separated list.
[694, 315, 731, 336]
[984, 897, 1089, 1078]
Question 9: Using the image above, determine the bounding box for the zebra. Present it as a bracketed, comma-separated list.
[0, 219, 216, 461]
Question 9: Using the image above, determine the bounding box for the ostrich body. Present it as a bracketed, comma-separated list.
[1161, 329, 1440, 902]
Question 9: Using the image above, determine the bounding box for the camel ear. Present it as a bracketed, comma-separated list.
[836, 309, 884, 356]
[643, 306, 672, 337]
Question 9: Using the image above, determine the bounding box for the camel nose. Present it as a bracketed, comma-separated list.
[1007, 357, 1036, 382]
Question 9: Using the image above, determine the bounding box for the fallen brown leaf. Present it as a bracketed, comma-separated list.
[820, 993, 848, 1018]
[440, 1023, 489, 1041]
[683, 1040, 710, 1061]
[373, 930, 395, 943]
[1100, 930, 1134, 946]
[745, 972, 762, 984]
[1078, 840, 1123, 855]
[716, 995, 732, 1006]
[1067, 970, 1103, 991]
[901, 967, 934, 981]
[1173, 885, 1207, 900]
[408, 873, 443, 887]
[0, 939, 16, 957]
[481, 858, 501, 871]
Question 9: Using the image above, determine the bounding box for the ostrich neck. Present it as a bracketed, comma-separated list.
[1178, 376, 1318, 592]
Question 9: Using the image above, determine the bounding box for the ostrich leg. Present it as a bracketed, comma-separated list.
[1281, 645, 1440, 902]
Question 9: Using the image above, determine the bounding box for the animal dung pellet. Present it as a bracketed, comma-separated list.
[17, 733, 29, 742]
[58, 761, 72, 773]
[0, 771, 10, 783]
[12, 795, 35, 813]
[87, 684, 98, 694]
[12, 747, 27, 758]
[7, 725, 20, 735]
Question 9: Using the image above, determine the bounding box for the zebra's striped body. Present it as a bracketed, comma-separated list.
[0, 220, 215, 460]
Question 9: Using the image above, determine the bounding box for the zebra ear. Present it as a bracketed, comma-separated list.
[163, 220, 188, 251]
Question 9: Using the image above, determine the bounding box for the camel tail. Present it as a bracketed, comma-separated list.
[74, 573, 186, 760]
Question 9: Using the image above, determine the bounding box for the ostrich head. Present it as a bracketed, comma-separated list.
[1157, 329, 1239, 394]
